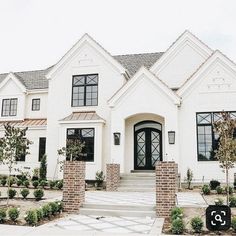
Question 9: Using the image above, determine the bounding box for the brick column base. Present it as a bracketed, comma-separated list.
[156, 161, 178, 222]
[63, 161, 85, 213]
[106, 164, 120, 191]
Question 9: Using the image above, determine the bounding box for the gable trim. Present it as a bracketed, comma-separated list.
[150, 30, 213, 74]
[46, 34, 127, 79]
[177, 50, 236, 97]
[108, 67, 181, 107]
[0, 72, 26, 93]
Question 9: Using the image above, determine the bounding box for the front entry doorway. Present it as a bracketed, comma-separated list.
[134, 121, 162, 170]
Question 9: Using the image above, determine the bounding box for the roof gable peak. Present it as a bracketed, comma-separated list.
[46, 33, 127, 79]
[177, 50, 236, 97]
[150, 30, 213, 74]
[0, 72, 26, 92]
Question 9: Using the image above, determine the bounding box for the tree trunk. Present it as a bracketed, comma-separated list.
[226, 168, 229, 206]
[6, 166, 12, 207]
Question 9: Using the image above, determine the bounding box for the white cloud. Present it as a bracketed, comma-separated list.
[0, 0, 236, 72]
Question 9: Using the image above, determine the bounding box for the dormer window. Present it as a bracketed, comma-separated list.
[72, 74, 98, 107]
[1, 98, 18, 117]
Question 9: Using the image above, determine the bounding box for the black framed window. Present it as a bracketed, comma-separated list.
[72, 74, 98, 107]
[32, 99, 40, 111]
[196, 111, 236, 161]
[67, 128, 94, 162]
[1, 98, 18, 116]
[38, 137, 46, 162]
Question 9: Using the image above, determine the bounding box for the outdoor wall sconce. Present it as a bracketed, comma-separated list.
[168, 131, 175, 144]
[113, 132, 121, 145]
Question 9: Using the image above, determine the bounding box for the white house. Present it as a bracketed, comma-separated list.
[0, 30, 236, 182]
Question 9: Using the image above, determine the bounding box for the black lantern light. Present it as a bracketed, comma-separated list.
[168, 131, 175, 144]
[113, 132, 121, 145]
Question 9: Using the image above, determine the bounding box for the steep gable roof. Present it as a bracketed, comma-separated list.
[0, 66, 52, 90]
[114, 52, 163, 76]
[0, 52, 163, 90]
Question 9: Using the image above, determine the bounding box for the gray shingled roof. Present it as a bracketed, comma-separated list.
[0, 66, 52, 90]
[114, 52, 164, 76]
[0, 52, 163, 90]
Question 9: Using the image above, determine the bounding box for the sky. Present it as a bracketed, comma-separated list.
[0, 0, 236, 72]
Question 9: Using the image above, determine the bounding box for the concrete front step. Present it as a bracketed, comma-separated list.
[82, 203, 155, 211]
[118, 187, 155, 192]
[119, 183, 155, 188]
[80, 208, 156, 217]
[121, 173, 155, 177]
[120, 177, 155, 181]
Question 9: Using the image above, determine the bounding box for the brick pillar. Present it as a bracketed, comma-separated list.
[156, 161, 178, 221]
[106, 164, 120, 191]
[63, 161, 85, 213]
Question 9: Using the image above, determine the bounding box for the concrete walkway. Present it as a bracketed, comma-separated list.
[176, 192, 207, 207]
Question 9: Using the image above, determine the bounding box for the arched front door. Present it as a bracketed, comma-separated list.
[134, 121, 162, 170]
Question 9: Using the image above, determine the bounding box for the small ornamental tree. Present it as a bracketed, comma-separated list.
[214, 112, 236, 205]
[0, 124, 32, 206]
[58, 139, 85, 161]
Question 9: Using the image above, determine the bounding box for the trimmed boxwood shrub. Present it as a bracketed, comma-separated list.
[16, 179, 23, 187]
[55, 201, 63, 213]
[56, 180, 63, 190]
[8, 208, 20, 222]
[216, 186, 223, 194]
[225, 186, 234, 195]
[190, 216, 203, 233]
[39, 180, 48, 189]
[32, 180, 39, 189]
[49, 180, 56, 189]
[215, 198, 224, 206]
[232, 216, 236, 232]
[36, 208, 43, 222]
[171, 218, 185, 234]
[48, 202, 58, 215]
[33, 189, 44, 201]
[7, 177, 15, 187]
[23, 180, 30, 188]
[8, 189, 17, 199]
[210, 180, 221, 190]
[25, 210, 38, 226]
[1, 178, 6, 186]
[171, 207, 183, 221]
[229, 196, 236, 207]
[0, 208, 7, 223]
[202, 184, 210, 195]
[20, 188, 30, 199]
[42, 204, 52, 218]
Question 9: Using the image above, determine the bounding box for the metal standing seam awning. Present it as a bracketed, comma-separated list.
[0, 119, 47, 129]
[59, 111, 105, 124]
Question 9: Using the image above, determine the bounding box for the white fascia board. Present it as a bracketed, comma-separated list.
[58, 119, 105, 125]
[27, 89, 48, 94]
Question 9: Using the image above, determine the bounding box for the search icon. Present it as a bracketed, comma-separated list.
[215, 214, 222, 222]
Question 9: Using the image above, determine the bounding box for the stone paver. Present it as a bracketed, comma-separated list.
[43, 214, 163, 235]
[176, 192, 207, 207]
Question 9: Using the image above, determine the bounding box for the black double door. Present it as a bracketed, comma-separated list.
[134, 128, 162, 170]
